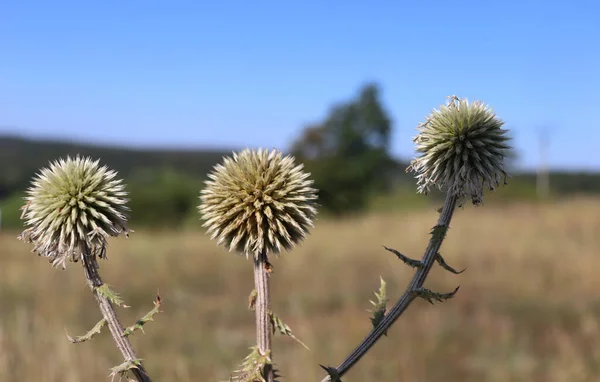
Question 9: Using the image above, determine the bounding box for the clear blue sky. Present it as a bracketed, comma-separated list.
[1, 1, 598, 170]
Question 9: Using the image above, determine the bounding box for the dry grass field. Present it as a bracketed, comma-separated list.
[1, 197, 599, 382]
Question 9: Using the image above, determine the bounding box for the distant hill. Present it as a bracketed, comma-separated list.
[1, 134, 600, 204]
[1, 134, 600, 229]
[0, 135, 234, 199]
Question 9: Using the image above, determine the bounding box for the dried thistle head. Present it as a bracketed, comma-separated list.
[18, 156, 129, 268]
[199, 148, 318, 257]
[407, 95, 512, 205]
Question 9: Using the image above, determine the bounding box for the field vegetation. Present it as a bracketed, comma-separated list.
[1, 197, 598, 381]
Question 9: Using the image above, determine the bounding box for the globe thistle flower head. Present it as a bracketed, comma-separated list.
[407, 96, 511, 205]
[18, 156, 129, 268]
[199, 148, 318, 258]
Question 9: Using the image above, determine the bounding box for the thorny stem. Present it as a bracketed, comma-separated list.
[254, 251, 274, 382]
[80, 243, 152, 382]
[320, 193, 458, 381]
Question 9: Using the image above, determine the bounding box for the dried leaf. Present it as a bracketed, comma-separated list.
[248, 289, 257, 311]
[269, 311, 309, 350]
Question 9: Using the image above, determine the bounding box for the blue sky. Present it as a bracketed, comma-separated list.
[1, 1, 598, 170]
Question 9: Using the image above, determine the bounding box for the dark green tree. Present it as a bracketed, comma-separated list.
[290, 83, 396, 215]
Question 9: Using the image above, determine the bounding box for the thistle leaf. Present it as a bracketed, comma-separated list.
[228, 346, 273, 382]
[368, 277, 388, 335]
[383, 246, 423, 269]
[435, 253, 465, 274]
[109, 358, 142, 381]
[65, 318, 106, 344]
[95, 284, 129, 308]
[412, 286, 460, 305]
[122, 293, 162, 337]
[430, 224, 449, 243]
[248, 289, 257, 311]
[269, 311, 309, 350]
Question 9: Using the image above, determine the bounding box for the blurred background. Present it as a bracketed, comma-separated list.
[1, 1, 599, 381]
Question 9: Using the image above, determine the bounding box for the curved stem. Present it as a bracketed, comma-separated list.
[320, 193, 458, 381]
[80, 243, 152, 382]
[254, 251, 274, 382]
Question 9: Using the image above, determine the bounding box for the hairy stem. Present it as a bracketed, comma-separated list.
[320, 193, 458, 381]
[80, 244, 152, 382]
[254, 251, 274, 382]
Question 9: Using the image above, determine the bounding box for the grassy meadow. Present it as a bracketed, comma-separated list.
[1, 197, 599, 381]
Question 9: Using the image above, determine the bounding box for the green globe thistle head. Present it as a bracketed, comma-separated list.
[407, 95, 512, 205]
[18, 155, 129, 268]
[199, 148, 318, 258]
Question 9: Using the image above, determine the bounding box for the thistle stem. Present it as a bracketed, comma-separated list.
[320, 192, 458, 381]
[80, 244, 152, 382]
[254, 251, 274, 382]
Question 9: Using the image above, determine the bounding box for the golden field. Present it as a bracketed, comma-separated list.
[1, 197, 599, 382]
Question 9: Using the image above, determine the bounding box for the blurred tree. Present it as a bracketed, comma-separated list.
[127, 169, 203, 227]
[290, 83, 396, 214]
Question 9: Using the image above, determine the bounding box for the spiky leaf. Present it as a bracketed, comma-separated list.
[95, 284, 128, 308]
[269, 311, 309, 350]
[368, 277, 388, 335]
[383, 246, 423, 269]
[436, 253, 465, 274]
[228, 346, 273, 382]
[122, 293, 162, 337]
[66, 318, 106, 344]
[412, 286, 460, 304]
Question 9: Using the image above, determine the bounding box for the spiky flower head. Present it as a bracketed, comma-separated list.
[18, 156, 129, 268]
[199, 148, 318, 257]
[407, 95, 512, 205]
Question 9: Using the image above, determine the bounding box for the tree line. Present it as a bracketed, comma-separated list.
[1, 83, 600, 229]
